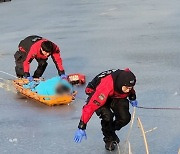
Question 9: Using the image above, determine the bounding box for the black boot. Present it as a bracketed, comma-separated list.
[105, 141, 115, 151]
[104, 137, 115, 151]
[112, 132, 120, 143]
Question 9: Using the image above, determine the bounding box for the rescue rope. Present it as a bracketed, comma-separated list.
[124, 107, 136, 153]
[128, 141, 132, 154]
[114, 142, 121, 154]
[137, 106, 180, 110]
[137, 117, 149, 154]
[76, 97, 180, 111]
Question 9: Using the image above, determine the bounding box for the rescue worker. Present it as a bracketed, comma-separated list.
[14, 35, 65, 78]
[74, 68, 138, 151]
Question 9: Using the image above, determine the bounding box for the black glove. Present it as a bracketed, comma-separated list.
[58, 70, 65, 76]
[78, 120, 87, 130]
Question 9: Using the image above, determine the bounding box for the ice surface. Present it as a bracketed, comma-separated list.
[0, 0, 180, 153]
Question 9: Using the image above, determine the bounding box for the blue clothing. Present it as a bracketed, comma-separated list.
[23, 76, 73, 96]
[23, 81, 39, 91]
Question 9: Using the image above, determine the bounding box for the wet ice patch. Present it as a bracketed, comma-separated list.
[0, 78, 16, 93]
[173, 91, 178, 96]
[9, 138, 18, 143]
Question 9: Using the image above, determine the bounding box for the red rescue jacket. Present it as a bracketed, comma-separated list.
[81, 70, 136, 124]
[18, 35, 64, 73]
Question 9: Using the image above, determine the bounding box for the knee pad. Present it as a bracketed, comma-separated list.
[114, 113, 131, 130]
[121, 113, 131, 126]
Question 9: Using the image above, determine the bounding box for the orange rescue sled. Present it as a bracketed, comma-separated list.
[13, 78, 77, 106]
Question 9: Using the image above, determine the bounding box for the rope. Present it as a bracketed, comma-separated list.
[137, 106, 180, 110]
[124, 107, 136, 153]
[76, 96, 180, 111]
[137, 117, 149, 154]
[114, 142, 121, 154]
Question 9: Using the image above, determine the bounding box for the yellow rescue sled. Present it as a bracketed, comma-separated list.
[13, 78, 77, 106]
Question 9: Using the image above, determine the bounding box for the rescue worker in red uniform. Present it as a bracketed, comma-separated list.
[14, 35, 65, 78]
[74, 68, 138, 151]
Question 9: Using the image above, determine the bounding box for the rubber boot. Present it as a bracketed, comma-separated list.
[112, 132, 120, 143]
[104, 137, 115, 151]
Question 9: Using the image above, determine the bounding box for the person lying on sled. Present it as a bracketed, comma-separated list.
[23, 76, 73, 96]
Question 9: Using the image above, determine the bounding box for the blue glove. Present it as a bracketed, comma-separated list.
[74, 129, 87, 143]
[130, 100, 138, 107]
[26, 76, 34, 82]
[60, 74, 68, 80]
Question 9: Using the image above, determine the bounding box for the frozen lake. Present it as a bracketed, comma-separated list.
[0, 0, 180, 153]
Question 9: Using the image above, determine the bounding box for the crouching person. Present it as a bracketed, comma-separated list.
[74, 68, 138, 151]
